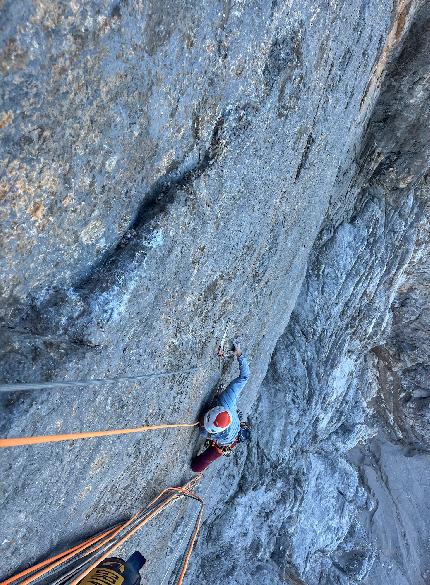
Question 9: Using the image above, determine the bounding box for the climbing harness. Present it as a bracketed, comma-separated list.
[205, 437, 238, 457]
[0, 476, 203, 585]
[202, 421, 250, 455]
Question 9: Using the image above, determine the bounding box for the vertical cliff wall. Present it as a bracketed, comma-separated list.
[186, 3, 430, 583]
[1, 1, 429, 584]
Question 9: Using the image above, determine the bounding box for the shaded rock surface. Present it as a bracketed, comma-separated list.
[187, 3, 430, 583]
[189, 189, 429, 585]
[1, 1, 429, 585]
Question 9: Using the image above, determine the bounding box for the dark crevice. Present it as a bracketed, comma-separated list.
[294, 132, 314, 182]
[77, 114, 226, 295]
[2, 115, 227, 340]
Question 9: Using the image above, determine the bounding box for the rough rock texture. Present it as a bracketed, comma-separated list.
[189, 191, 429, 585]
[186, 3, 430, 583]
[354, 203, 430, 585]
[1, 1, 429, 584]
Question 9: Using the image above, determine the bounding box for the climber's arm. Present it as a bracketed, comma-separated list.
[217, 354, 250, 410]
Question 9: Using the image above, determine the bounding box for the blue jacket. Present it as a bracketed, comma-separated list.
[207, 355, 250, 447]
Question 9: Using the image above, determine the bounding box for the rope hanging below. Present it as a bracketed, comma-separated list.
[0, 476, 203, 585]
[0, 421, 199, 448]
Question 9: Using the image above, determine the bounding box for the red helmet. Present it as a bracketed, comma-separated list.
[214, 410, 231, 428]
[204, 407, 232, 433]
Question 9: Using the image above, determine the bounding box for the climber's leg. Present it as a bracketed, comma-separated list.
[191, 445, 222, 472]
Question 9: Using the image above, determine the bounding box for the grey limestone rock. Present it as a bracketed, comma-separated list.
[1, 1, 430, 585]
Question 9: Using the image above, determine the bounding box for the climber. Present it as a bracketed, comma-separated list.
[191, 342, 251, 473]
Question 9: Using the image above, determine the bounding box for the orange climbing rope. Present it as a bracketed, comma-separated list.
[71, 483, 204, 585]
[1, 476, 204, 585]
[0, 359, 214, 583]
[0, 421, 199, 448]
[2, 525, 124, 585]
[0, 525, 121, 585]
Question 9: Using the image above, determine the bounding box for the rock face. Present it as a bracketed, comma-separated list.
[186, 3, 430, 583]
[188, 192, 429, 584]
[1, 1, 429, 585]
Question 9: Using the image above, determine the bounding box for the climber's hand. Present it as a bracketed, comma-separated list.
[216, 345, 225, 358]
[232, 343, 242, 357]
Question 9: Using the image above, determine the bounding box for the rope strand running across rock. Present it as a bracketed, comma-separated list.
[0, 362, 211, 393]
[0, 421, 199, 449]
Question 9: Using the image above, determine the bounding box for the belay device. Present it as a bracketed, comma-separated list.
[78, 552, 146, 585]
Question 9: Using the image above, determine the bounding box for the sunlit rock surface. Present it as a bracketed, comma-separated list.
[1, 1, 429, 584]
